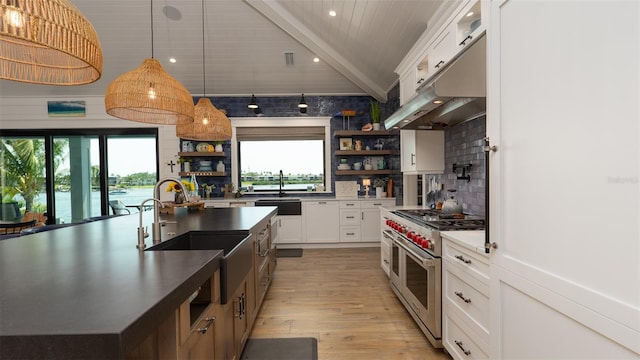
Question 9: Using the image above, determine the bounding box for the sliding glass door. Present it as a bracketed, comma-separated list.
[0, 129, 157, 224]
[105, 137, 157, 216]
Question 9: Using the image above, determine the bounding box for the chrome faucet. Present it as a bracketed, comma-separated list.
[151, 177, 190, 243]
[137, 198, 164, 249]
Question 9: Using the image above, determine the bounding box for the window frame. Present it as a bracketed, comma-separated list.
[231, 117, 332, 194]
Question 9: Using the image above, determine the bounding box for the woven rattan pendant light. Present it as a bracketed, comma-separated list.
[0, 0, 103, 85]
[104, 0, 194, 125]
[175, 0, 231, 140]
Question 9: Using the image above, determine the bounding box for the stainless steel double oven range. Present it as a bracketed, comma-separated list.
[382, 208, 485, 348]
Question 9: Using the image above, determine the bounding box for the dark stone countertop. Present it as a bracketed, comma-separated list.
[0, 206, 277, 359]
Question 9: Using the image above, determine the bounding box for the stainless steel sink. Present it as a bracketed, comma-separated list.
[255, 199, 302, 215]
[146, 231, 252, 303]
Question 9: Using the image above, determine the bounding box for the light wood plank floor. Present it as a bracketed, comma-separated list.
[249, 247, 451, 360]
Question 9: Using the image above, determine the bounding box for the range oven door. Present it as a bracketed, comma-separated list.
[392, 235, 442, 340]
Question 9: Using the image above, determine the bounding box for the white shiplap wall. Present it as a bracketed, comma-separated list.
[0, 96, 181, 199]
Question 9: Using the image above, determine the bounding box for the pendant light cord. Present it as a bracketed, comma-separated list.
[202, 0, 206, 97]
[150, 0, 154, 58]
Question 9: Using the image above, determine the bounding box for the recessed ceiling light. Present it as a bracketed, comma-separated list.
[169, 58, 177, 63]
[433, 100, 444, 104]
[329, 10, 336, 17]
[466, 11, 474, 17]
[313, 57, 320, 63]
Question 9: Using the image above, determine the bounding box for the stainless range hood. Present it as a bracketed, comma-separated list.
[385, 34, 486, 130]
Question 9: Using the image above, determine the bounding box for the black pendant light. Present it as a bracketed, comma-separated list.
[248, 94, 259, 109]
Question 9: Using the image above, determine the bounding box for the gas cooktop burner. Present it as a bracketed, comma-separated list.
[393, 209, 485, 231]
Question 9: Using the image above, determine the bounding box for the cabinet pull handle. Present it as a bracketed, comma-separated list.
[459, 35, 473, 46]
[318, 201, 326, 204]
[347, 232, 355, 236]
[261, 276, 271, 287]
[416, 78, 425, 85]
[411, 153, 416, 165]
[346, 216, 355, 219]
[435, 60, 445, 69]
[383, 259, 389, 264]
[454, 340, 471, 356]
[455, 255, 472, 264]
[455, 291, 472, 303]
[346, 203, 355, 206]
[362, 212, 364, 220]
[196, 317, 216, 334]
[239, 293, 245, 319]
[373, 203, 382, 206]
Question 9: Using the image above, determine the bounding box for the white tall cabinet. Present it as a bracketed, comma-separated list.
[488, 1, 639, 358]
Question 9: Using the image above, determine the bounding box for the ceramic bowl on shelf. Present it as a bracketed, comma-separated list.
[338, 164, 351, 170]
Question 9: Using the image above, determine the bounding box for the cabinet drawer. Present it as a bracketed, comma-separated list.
[443, 240, 489, 284]
[444, 265, 490, 340]
[443, 309, 489, 360]
[340, 209, 361, 226]
[360, 199, 393, 209]
[339, 201, 360, 209]
[340, 226, 361, 242]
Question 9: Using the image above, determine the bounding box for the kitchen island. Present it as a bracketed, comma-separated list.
[0, 206, 276, 359]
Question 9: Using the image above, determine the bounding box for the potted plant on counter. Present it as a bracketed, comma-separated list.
[373, 177, 388, 198]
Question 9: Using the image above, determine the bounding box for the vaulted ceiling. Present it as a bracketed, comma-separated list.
[0, 0, 444, 101]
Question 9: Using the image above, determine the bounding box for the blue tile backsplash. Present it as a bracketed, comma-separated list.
[181, 92, 485, 212]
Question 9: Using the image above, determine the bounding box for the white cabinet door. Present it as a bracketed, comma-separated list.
[305, 201, 339, 243]
[360, 199, 394, 242]
[400, 130, 445, 174]
[488, 0, 639, 358]
[277, 216, 302, 244]
[428, 22, 456, 74]
[399, 66, 418, 106]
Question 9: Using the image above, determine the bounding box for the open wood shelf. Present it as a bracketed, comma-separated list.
[335, 150, 392, 156]
[179, 171, 226, 177]
[333, 130, 393, 137]
[178, 152, 226, 157]
[335, 169, 392, 175]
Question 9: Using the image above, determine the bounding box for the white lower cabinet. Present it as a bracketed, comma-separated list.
[339, 199, 394, 243]
[442, 233, 490, 360]
[276, 215, 302, 244]
[304, 201, 339, 243]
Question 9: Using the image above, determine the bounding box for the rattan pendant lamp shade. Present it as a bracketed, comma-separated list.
[176, 98, 232, 141]
[104, 0, 194, 125]
[175, 0, 231, 140]
[0, 0, 103, 85]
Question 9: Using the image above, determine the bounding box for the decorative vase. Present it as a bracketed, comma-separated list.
[216, 160, 225, 173]
[183, 162, 190, 172]
[215, 144, 223, 152]
[190, 174, 199, 197]
[376, 187, 384, 198]
[373, 123, 381, 131]
[174, 191, 185, 204]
